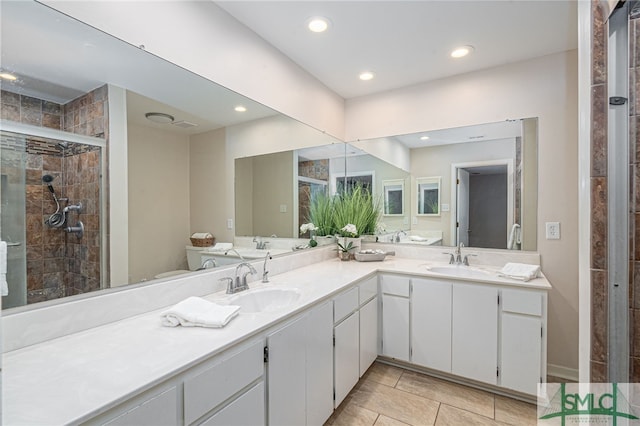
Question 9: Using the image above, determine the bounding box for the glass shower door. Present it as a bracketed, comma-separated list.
[1, 132, 27, 308]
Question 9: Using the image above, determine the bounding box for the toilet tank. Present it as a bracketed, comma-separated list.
[185, 245, 206, 270]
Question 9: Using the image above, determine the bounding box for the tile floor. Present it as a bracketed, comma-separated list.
[325, 362, 538, 426]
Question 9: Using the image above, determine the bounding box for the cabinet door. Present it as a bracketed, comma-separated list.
[306, 302, 334, 425]
[411, 279, 452, 372]
[200, 382, 265, 426]
[334, 311, 360, 408]
[381, 294, 410, 361]
[359, 296, 379, 376]
[451, 283, 498, 385]
[267, 316, 307, 426]
[501, 313, 542, 395]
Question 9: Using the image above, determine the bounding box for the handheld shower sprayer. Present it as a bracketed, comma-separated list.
[42, 175, 65, 228]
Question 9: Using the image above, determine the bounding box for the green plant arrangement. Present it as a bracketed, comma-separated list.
[332, 185, 380, 237]
[307, 191, 335, 236]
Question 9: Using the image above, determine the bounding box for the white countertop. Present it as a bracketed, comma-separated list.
[2, 256, 550, 425]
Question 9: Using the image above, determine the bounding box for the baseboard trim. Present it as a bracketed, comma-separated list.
[547, 363, 579, 382]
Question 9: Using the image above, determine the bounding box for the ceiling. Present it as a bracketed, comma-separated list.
[216, 1, 578, 99]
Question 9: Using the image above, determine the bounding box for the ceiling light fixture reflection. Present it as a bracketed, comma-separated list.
[234, 105, 247, 112]
[420, 136, 430, 141]
[145, 112, 174, 124]
[0, 72, 17, 81]
[307, 17, 330, 33]
[450, 45, 474, 58]
[359, 71, 375, 81]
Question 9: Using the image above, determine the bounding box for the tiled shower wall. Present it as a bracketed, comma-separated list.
[0, 85, 108, 303]
[298, 159, 329, 236]
[590, 0, 609, 383]
[590, 2, 640, 382]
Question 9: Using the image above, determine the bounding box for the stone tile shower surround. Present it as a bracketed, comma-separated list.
[590, 2, 640, 382]
[0, 85, 108, 304]
[298, 159, 329, 235]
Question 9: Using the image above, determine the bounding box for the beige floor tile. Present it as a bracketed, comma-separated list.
[373, 415, 411, 426]
[396, 371, 495, 418]
[363, 362, 405, 387]
[325, 398, 379, 426]
[350, 379, 439, 425]
[435, 404, 508, 426]
[494, 395, 537, 425]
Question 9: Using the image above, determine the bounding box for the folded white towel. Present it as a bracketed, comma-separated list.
[207, 242, 233, 252]
[499, 262, 540, 282]
[0, 241, 7, 296]
[161, 297, 240, 328]
[191, 232, 213, 239]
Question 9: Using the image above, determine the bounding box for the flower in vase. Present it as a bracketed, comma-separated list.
[300, 223, 318, 234]
[339, 224, 358, 238]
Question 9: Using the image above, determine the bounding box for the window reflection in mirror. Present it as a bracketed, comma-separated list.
[383, 180, 404, 216]
[417, 177, 441, 216]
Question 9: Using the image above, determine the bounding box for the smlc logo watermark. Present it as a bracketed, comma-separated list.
[538, 383, 640, 425]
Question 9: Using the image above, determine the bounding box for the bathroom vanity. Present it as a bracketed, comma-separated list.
[2, 245, 550, 425]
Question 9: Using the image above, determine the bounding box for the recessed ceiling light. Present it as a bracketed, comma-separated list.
[0, 72, 17, 81]
[359, 71, 375, 81]
[420, 136, 430, 141]
[145, 112, 174, 124]
[307, 17, 330, 33]
[451, 45, 474, 59]
[235, 105, 247, 112]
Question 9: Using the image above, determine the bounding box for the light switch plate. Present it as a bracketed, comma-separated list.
[279, 204, 287, 213]
[441, 203, 450, 212]
[545, 222, 560, 240]
[412, 216, 418, 225]
[227, 219, 233, 230]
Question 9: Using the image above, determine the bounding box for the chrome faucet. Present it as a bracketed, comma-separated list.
[224, 248, 246, 261]
[197, 258, 217, 270]
[253, 236, 269, 250]
[262, 251, 272, 283]
[393, 230, 407, 243]
[443, 242, 476, 265]
[232, 262, 256, 293]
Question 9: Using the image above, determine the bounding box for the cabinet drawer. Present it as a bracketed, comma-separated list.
[359, 276, 378, 305]
[184, 340, 264, 425]
[200, 382, 265, 426]
[104, 387, 178, 426]
[380, 275, 410, 297]
[502, 289, 542, 316]
[334, 287, 359, 324]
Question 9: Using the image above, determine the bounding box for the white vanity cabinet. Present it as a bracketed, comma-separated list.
[411, 278, 452, 372]
[267, 301, 334, 426]
[500, 288, 545, 395]
[333, 287, 360, 408]
[380, 274, 410, 361]
[358, 276, 379, 376]
[451, 283, 499, 385]
[102, 387, 179, 426]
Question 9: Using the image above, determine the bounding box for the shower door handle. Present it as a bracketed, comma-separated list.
[5, 242, 21, 247]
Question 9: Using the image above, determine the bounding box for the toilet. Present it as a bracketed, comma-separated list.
[153, 245, 208, 279]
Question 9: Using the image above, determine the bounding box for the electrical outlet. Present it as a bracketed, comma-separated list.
[279, 204, 287, 213]
[227, 219, 233, 230]
[412, 216, 418, 225]
[545, 222, 560, 240]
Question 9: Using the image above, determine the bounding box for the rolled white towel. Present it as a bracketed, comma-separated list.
[499, 262, 540, 282]
[161, 297, 240, 328]
[0, 241, 7, 296]
[191, 232, 213, 239]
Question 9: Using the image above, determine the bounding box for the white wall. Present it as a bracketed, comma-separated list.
[41, 1, 345, 140]
[128, 123, 191, 283]
[346, 50, 579, 374]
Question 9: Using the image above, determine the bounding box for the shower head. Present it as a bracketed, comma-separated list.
[42, 175, 55, 193]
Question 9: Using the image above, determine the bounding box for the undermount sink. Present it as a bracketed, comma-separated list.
[228, 288, 301, 313]
[426, 265, 492, 279]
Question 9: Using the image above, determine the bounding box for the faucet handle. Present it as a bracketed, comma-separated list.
[443, 252, 455, 264]
[219, 277, 234, 294]
[463, 253, 477, 266]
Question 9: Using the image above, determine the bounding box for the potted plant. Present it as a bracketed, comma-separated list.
[336, 224, 359, 260]
[299, 223, 318, 247]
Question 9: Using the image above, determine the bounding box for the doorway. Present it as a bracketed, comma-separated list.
[452, 160, 513, 248]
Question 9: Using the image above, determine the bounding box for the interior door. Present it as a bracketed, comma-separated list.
[456, 168, 470, 246]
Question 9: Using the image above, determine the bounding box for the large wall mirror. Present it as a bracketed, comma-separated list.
[0, 1, 538, 311]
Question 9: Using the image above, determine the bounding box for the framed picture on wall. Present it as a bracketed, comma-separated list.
[416, 176, 441, 216]
[383, 179, 404, 216]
